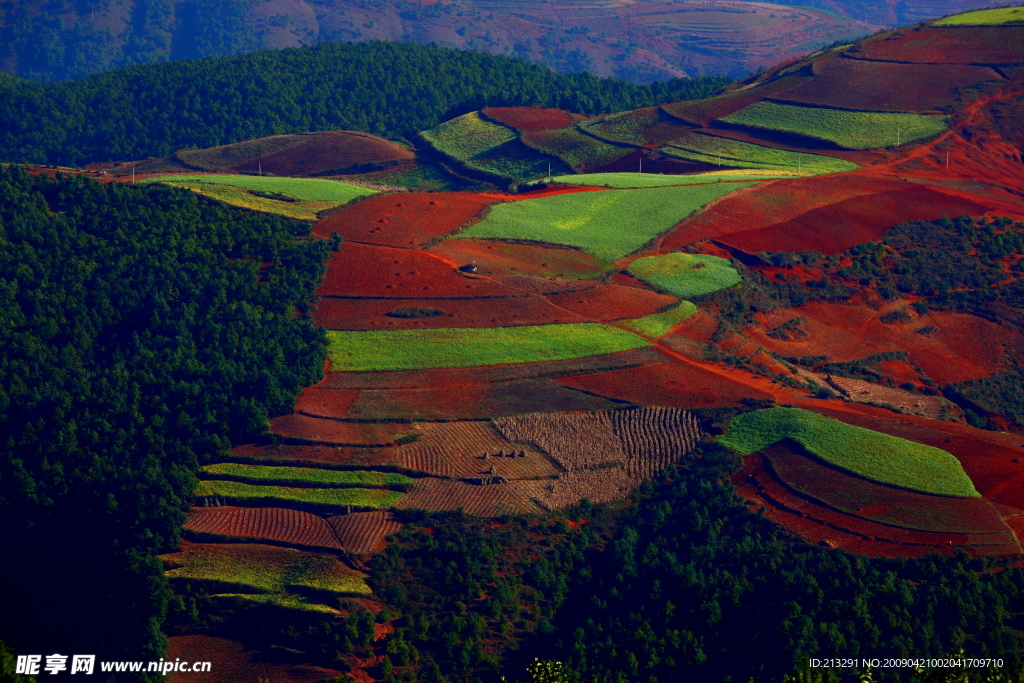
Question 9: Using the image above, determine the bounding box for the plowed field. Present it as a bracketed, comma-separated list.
[396, 420, 558, 479]
[231, 131, 415, 176]
[394, 478, 547, 516]
[327, 511, 405, 554]
[167, 635, 347, 683]
[317, 243, 511, 298]
[847, 26, 1024, 64]
[483, 107, 581, 132]
[427, 238, 609, 278]
[493, 411, 625, 471]
[345, 378, 622, 420]
[184, 506, 344, 551]
[229, 443, 401, 469]
[776, 55, 1002, 113]
[269, 414, 418, 446]
[313, 192, 503, 246]
[295, 387, 360, 419]
[556, 361, 774, 407]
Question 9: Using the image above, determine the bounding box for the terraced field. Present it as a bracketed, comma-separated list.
[662, 134, 859, 174]
[194, 479, 405, 512]
[720, 102, 949, 149]
[932, 5, 1024, 24]
[537, 170, 800, 188]
[184, 507, 345, 551]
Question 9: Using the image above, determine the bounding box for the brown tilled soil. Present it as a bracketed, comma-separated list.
[327, 511, 405, 554]
[184, 506, 344, 551]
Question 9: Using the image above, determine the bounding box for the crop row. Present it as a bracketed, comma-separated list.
[194, 479, 405, 512]
[612, 407, 702, 478]
[184, 506, 344, 551]
[493, 411, 626, 471]
[201, 462, 413, 489]
[327, 511, 405, 555]
[662, 133, 858, 174]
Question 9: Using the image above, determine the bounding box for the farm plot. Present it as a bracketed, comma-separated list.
[719, 407, 980, 497]
[533, 468, 636, 509]
[183, 507, 344, 551]
[150, 182, 338, 221]
[660, 75, 809, 126]
[612, 407, 702, 478]
[269, 413, 418, 446]
[536, 170, 799, 189]
[313, 192, 502, 246]
[326, 511, 405, 554]
[229, 131, 415, 176]
[427, 237, 611, 279]
[933, 6, 1024, 25]
[320, 347, 663, 389]
[465, 138, 574, 181]
[194, 479, 405, 512]
[762, 440, 1010, 533]
[627, 253, 740, 298]
[662, 134, 858, 174]
[325, 324, 650, 371]
[545, 284, 678, 321]
[847, 26, 1024, 64]
[396, 420, 558, 479]
[312, 295, 574, 331]
[721, 102, 948, 149]
[228, 443, 401, 469]
[393, 477, 547, 516]
[493, 411, 626, 471]
[140, 174, 377, 202]
[776, 55, 1002, 113]
[619, 301, 697, 338]
[166, 635, 347, 683]
[162, 543, 370, 611]
[294, 387, 360, 419]
[580, 107, 693, 146]
[557, 361, 774, 408]
[201, 463, 413, 489]
[456, 185, 754, 261]
[346, 378, 621, 420]
[521, 128, 632, 171]
[316, 243, 511, 298]
[421, 112, 517, 161]
[483, 107, 583, 132]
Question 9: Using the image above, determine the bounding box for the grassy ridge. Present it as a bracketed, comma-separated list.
[933, 6, 1024, 24]
[202, 463, 415, 488]
[459, 184, 752, 261]
[619, 301, 697, 338]
[719, 407, 980, 498]
[421, 112, 517, 160]
[521, 128, 632, 171]
[534, 170, 792, 188]
[140, 175, 377, 201]
[627, 253, 741, 298]
[663, 134, 859, 173]
[194, 479, 404, 510]
[721, 102, 948, 149]
[326, 324, 651, 371]
[157, 182, 338, 220]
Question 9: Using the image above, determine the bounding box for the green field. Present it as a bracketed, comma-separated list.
[202, 463, 414, 488]
[721, 102, 948, 149]
[140, 174, 378, 201]
[933, 5, 1024, 24]
[467, 139, 573, 181]
[194, 479, 404, 510]
[663, 134, 860, 174]
[421, 111, 517, 160]
[327, 323, 650, 371]
[719, 407, 980, 497]
[457, 184, 753, 261]
[532, 170, 793, 188]
[156, 181, 339, 220]
[521, 127, 632, 171]
[627, 253, 741, 298]
[619, 301, 697, 338]
[580, 109, 662, 146]
[163, 543, 370, 615]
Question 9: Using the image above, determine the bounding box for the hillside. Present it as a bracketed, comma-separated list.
[8, 7, 1024, 683]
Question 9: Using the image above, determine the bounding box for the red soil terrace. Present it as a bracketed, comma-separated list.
[483, 106, 582, 132]
[848, 26, 1024, 64]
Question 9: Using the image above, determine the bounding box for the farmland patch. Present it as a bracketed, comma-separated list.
[326, 511, 405, 554]
[619, 301, 697, 338]
[140, 174, 377, 202]
[663, 134, 859, 175]
[627, 253, 740, 298]
[483, 107, 581, 132]
[719, 407, 979, 497]
[183, 507, 344, 551]
[933, 6, 1024, 25]
[194, 479, 405, 511]
[521, 128, 632, 171]
[721, 102, 948, 149]
[201, 463, 414, 488]
[427, 237, 611, 279]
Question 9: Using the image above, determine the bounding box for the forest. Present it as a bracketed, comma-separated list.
[0, 166, 328, 672]
[0, 40, 729, 167]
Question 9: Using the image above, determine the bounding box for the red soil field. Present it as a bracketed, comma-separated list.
[762, 440, 1008, 533]
[313, 294, 574, 330]
[319, 347, 663, 389]
[520, 129, 633, 171]
[313, 192, 503, 246]
[397, 420, 559, 479]
[667, 309, 719, 344]
[269, 414, 418, 446]
[295, 387, 360, 419]
[749, 303, 1015, 385]
[661, 74, 809, 126]
[847, 26, 1024, 65]
[735, 452, 1020, 557]
[659, 175, 908, 251]
[393, 477, 547, 516]
[231, 131, 414, 176]
[427, 238, 608, 278]
[482, 106, 581, 132]
[184, 506, 345, 551]
[797, 403, 1024, 510]
[716, 184, 992, 255]
[586, 107, 695, 146]
[547, 285, 679, 321]
[167, 635, 346, 683]
[345, 378, 623, 420]
[316, 243, 511, 298]
[229, 443, 401, 469]
[776, 54, 1002, 112]
[556, 361, 774, 407]
[327, 511, 405, 554]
